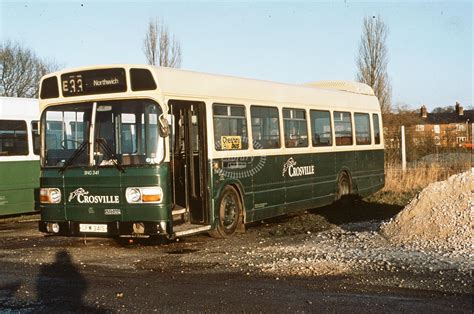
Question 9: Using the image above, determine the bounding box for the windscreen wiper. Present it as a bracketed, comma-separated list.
[58, 140, 89, 174]
[96, 138, 125, 173]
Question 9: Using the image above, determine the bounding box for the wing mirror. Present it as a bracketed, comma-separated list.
[159, 114, 169, 137]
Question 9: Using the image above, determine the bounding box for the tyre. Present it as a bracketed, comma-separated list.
[336, 171, 352, 201]
[210, 186, 242, 238]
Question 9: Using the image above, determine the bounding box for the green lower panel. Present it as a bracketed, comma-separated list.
[212, 149, 384, 224]
[121, 204, 170, 221]
[40, 164, 172, 224]
[39, 204, 66, 221]
[0, 160, 39, 215]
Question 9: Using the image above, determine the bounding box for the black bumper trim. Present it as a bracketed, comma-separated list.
[39, 221, 163, 237]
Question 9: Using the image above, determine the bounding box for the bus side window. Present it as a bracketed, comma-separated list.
[0, 120, 28, 156]
[251, 106, 280, 149]
[31, 121, 40, 155]
[373, 113, 381, 144]
[310, 110, 332, 147]
[212, 104, 248, 151]
[283, 108, 308, 148]
[354, 113, 371, 145]
[334, 111, 353, 146]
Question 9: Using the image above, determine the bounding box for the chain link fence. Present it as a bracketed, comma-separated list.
[383, 127, 472, 189]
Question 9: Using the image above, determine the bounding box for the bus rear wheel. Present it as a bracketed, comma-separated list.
[336, 172, 352, 201]
[210, 186, 242, 238]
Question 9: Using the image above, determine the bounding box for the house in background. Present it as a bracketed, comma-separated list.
[415, 102, 473, 147]
[382, 102, 472, 164]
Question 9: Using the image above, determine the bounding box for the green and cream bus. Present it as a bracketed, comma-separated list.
[37, 65, 384, 238]
[0, 97, 40, 216]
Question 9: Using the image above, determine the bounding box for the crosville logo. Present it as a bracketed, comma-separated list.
[282, 157, 297, 176]
[282, 157, 315, 177]
[68, 188, 119, 204]
[68, 188, 88, 202]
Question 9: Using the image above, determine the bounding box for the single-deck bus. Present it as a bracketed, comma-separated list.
[0, 97, 40, 216]
[37, 65, 384, 238]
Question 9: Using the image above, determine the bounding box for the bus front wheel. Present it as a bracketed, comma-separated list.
[210, 186, 242, 238]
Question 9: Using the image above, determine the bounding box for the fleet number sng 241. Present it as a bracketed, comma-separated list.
[84, 170, 99, 176]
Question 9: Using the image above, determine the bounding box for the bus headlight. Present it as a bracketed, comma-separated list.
[125, 187, 162, 204]
[40, 188, 62, 204]
[126, 188, 141, 203]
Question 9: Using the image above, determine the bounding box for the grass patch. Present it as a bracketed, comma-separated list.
[367, 161, 470, 207]
[365, 190, 418, 207]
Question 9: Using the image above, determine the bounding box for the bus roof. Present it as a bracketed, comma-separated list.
[0, 97, 39, 120]
[40, 64, 381, 113]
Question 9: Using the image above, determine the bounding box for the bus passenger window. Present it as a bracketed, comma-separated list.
[283, 108, 308, 148]
[31, 121, 40, 155]
[0, 120, 28, 156]
[310, 110, 332, 147]
[354, 113, 371, 145]
[213, 104, 248, 150]
[334, 111, 353, 146]
[251, 106, 280, 149]
[373, 113, 381, 144]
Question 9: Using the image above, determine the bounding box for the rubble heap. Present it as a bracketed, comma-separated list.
[381, 171, 472, 252]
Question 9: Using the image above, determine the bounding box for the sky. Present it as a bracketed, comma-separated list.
[0, 0, 472, 111]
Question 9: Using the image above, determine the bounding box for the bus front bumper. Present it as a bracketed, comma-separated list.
[38, 220, 168, 237]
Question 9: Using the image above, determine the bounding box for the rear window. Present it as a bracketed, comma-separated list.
[373, 113, 381, 144]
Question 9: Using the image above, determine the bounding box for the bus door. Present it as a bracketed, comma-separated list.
[169, 100, 208, 225]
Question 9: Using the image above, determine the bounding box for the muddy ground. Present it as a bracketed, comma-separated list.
[0, 200, 472, 312]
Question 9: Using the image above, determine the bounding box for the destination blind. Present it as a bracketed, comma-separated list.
[61, 68, 127, 97]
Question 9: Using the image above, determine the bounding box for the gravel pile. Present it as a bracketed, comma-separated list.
[381, 171, 473, 252]
[166, 215, 471, 294]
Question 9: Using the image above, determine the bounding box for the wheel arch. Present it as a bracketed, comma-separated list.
[336, 168, 357, 196]
[213, 179, 246, 226]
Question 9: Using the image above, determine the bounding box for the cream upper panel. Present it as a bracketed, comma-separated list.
[38, 65, 383, 160]
[0, 97, 39, 120]
[39, 64, 381, 114]
[153, 66, 380, 112]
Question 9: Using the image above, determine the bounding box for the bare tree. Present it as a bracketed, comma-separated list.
[356, 15, 392, 113]
[0, 41, 59, 98]
[143, 19, 182, 68]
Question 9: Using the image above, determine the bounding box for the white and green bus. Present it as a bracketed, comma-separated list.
[37, 65, 384, 238]
[0, 97, 40, 216]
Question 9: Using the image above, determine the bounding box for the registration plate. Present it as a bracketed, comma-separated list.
[79, 224, 108, 233]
